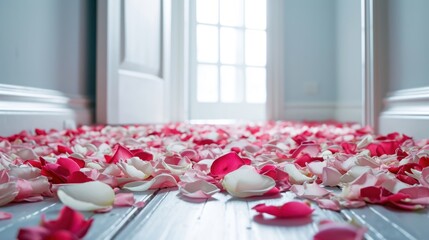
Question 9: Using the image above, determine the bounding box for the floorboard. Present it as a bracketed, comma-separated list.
[2, 188, 429, 239]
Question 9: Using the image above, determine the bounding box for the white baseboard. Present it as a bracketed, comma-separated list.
[282, 103, 337, 121]
[379, 87, 429, 139]
[0, 84, 93, 136]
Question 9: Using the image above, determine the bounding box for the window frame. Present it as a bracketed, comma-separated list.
[189, 0, 267, 121]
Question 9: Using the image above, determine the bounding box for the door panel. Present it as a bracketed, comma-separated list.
[97, 0, 170, 124]
[122, 0, 162, 76]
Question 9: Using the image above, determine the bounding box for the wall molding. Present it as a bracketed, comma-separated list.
[0, 84, 93, 136]
[379, 87, 429, 139]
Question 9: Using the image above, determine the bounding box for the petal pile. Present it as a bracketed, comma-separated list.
[17, 206, 93, 240]
[1, 121, 429, 238]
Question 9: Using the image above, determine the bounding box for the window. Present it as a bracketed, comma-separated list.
[190, 0, 267, 120]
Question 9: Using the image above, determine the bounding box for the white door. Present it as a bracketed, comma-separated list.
[96, 0, 171, 124]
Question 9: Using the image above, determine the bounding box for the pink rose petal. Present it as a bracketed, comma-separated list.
[114, 193, 135, 207]
[314, 220, 366, 240]
[0, 211, 12, 220]
[134, 201, 146, 208]
[322, 167, 341, 186]
[291, 182, 330, 200]
[253, 201, 314, 218]
[315, 199, 341, 211]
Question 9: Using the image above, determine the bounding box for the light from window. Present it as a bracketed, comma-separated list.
[196, 0, 218, 24]
[197, 64, 218, 102]
[195, 0, 266, 104]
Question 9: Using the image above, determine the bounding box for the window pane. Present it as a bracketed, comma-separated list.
[196, 0, 218, 24]
[197, 25, 218, 63]
[245, 30, 266, 66]
[246, 67, 266, 103]
[245, 0, 266, 29]
[220, 0, 243, 26]
[220, 27, 243, 64]
[221, 66, 243, 102]
[197, 64, 218, 102]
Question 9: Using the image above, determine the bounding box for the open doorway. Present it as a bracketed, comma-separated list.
[188, 0, 267, 121]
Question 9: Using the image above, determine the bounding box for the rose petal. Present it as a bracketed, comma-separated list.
[314, 220, 367, 240]
[322, 167, 341, 186]
[0, 171, 19, 206]
[283, 163, 314, 184]
[162, 155, 192, 175]
[118, 157, 153, 179]
[57, 181, 115, 211]
[340, 166, 372, 183]
[210, 152, 246, 178]
[114, 193, 135, 207]
[290, 182, 330, 200]
[123, 174, 178, 191]
[134, 201, 146, 208]
[179, 180, 220, 199]
[307, 161, 327, 178]
[222, 165, 275, 198]
[315, 199, 341, 211]
[109, 144, 133, 164]
[41, 206, 93, 238]
[252, 201, 314, 218]
[0, 211, 12, 220]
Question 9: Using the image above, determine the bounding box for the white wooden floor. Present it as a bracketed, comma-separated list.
[1, 188, 428, 240]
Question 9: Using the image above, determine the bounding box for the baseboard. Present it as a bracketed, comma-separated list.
[0, 84, 93, 136]
[282, 102, 337, 121]
[379, 87, 429, 139]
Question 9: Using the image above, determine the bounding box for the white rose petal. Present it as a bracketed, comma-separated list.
[284, 163, 314, 184]
[57, 181, 115, 211]
[222, 165, 275, 198]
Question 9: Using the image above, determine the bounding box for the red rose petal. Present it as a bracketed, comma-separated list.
[210, 152, 246, 178]
[252, 201, 314, 218]
[109, 144, 133, 164]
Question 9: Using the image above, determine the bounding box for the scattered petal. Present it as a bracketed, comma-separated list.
[210, 152, 246, 178]
[222, 165, 275, 198]
[179, 180, 220, 199]
[0, 211, 12, 220]
[57, 181, 115, 211]
[283, 163, 314, 184]
[17, 206, 93, 240]
[253, 201, 314, 218]
[313, 220, 366, 240]
[114, 193, 135, 207]
[123, 174, 178, 191]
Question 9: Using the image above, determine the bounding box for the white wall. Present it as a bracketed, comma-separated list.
[377, 0, 429, 139]
[385, 0, 429, 92]
[335, 0, 362, 122]
[0, 0, 96, 96]
[282, 0, 362, 122]
[0, 0, 96, 135]
[282, 0, 338, 120]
